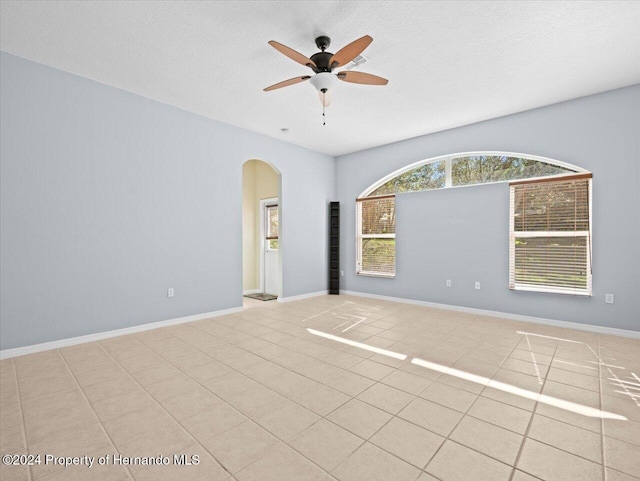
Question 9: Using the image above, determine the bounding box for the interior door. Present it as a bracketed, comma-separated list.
[264, 203, 279, 295]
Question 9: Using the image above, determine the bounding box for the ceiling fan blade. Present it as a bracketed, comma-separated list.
[336, 71, 388, 85]
[330, 35, 373, 69]
[263, 76, 311, 92]
[268, 40, 317, 69]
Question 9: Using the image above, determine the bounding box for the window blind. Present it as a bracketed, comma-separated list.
[356, 195, 396, 276]
[266, 204, 279, 240]
[509, 174, 592, 295]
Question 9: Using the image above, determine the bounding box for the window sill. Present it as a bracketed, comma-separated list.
[357, 271, 396, 279]
[510, 285, 592, 296]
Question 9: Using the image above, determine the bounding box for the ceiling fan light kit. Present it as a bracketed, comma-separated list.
[264, 35, 388, 124]
[309, 72, 336, 93]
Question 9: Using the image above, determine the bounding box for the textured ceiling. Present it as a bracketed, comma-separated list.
[1, 1, 639, 156]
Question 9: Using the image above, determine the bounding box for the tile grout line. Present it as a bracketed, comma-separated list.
[426, 330, 537, 481]
[505, 341, 611, 479]
[582, 340, 629, 480]
[404, 358, 477, 476]
[80, 304, 636, 472]
[517, 345, 613, 423]
[483, 336, 557, 481]
[203, 308, 629, 476]
[211, 309, 374, 370]
[4, 298, 634, 481]
[224, 308, 611, 477]
[359, 328, 528, 478]
[166, 310, 632, 474]
[174, 357, 365, 478]
[139, 313, 454, 478]
[93, 340, 236, 479]
[506, 341, 559, 481]
[129, 333, 344, 478]
[304, 312, 624, 473]
[279, 298, 403, 346]
[162, 306, 619, 476]
[322, 315, 492, 478]
[148, 325, 410, 479]
[56, 349, 137, 481]
[11, 357, 34, 481]
[182, 323, 358, 411]
[187, 316, 380, 404]
[597, 338, 607, 481]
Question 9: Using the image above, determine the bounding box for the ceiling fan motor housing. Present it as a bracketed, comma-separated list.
[310, 52, 334, 72]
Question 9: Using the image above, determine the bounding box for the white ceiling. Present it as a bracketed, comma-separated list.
[2, 1, 639, 157]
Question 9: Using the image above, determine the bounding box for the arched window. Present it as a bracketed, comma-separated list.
[357, 152, 592, 295]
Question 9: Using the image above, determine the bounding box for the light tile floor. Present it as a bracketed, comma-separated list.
[1, 294, 639, 481]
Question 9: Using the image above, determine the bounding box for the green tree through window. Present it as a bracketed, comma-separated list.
[370, 161, 446, 196]
[452, 155, 572, 186]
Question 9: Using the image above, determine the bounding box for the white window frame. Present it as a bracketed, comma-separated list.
[509, 175, 592, 296]
[360, 151, 588, 198]
[356, 151, 590, 279]
[265, 203, 279, 251]
[356, 197, 396, 278]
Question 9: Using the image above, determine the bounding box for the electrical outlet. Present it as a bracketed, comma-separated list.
[475, 281, 481, 290]
[341, 270, 344, 277]
[446, 279, 452, 287]
[167, 288, 174, 298]
[605, 293, 614, 304]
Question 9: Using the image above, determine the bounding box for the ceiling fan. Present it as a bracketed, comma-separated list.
[264, 35, 388, 111]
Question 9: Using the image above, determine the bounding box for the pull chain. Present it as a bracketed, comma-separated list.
[322, 90, 326, 126]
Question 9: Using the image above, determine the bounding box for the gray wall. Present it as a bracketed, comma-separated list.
[0, 52, 335, 350]
[337, 85, 640, 332]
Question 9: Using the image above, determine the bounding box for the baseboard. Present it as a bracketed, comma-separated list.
[5, 291, 635, 359]
[243, 289, 261, 295]
[278, 290, 329, 303]
[0, 306, 243, 360]
[340, 290, 640, 339]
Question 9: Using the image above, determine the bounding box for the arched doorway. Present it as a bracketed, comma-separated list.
[242, 159, 282, 300]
